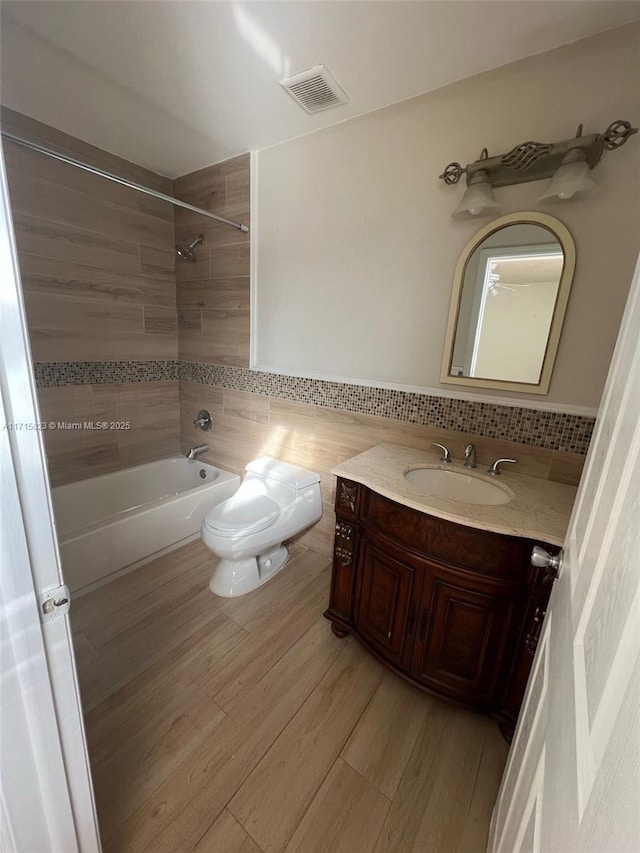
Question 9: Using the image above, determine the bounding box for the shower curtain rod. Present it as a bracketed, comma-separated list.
[1, 131, 250, 233]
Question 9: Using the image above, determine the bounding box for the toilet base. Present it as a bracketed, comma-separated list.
[209, 544, 289, 597]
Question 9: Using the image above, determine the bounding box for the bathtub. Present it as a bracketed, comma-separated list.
[52, 458, 240, 593]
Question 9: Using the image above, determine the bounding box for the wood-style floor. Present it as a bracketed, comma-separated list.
[71, 539, 509, 853]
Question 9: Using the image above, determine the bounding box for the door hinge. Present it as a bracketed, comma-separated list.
[38, 584, 71, 623]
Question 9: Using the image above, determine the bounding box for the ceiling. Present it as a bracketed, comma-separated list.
[1, 1, 639, 178]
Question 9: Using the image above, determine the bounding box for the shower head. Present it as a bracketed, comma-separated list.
[175, 234, 205, 262]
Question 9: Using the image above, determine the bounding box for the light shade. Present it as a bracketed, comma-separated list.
[538, 154, 600, 202]
[452, 173, 502, 218]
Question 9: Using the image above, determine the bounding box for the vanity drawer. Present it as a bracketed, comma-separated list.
[362, 490, 530, 579]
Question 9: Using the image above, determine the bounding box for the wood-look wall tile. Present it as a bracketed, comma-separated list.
[177, 282, 207, 309]
[178, 278, 249, 312]
[39, 381, 181, 486]
[25, 292, 144, 335]
[13, 213, 141, 273]
[225, 166, 251, 209]
[210, 243, 250, 278]
[175, 207, 250, 248]
[140, 244, 175, 277]
[178, 336, 206, 362]
[200, 310, 250, 367]
[4, 144, 172, 222]
[269, 399, 317, 434]
[223, 389, 270, 424]
[206, 277, 250, 311]
[549, 450, 585, 486]
[179, 382, 224, 424]
[173, 170, 227, 212]
[31, 329, 176, 363]
[18, 253, 176, 308]
[144, 306, 178, 336]
[8, 169, 173, 251]
[178, 309, 202, 334]
[176, 253, 210, 283]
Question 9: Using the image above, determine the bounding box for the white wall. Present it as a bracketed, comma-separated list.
[254, 24, 640, 410]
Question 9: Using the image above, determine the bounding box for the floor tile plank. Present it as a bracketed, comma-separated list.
[283, 759, 390, 853]
[342, 670, 429, 799]
[228, 642, 385, 853]
[203, 568, 330, 711]
[195, 810, 263, 853]
[104, 619, 342, 853]
[373, 705, 488, 853]
[70, 538, 506, 853]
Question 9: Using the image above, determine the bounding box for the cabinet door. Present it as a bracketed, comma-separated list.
[354, 537, 417, 668]
[411, 563, 515, 707]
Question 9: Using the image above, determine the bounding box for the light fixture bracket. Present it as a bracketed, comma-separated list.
[439, 120, 637, 189]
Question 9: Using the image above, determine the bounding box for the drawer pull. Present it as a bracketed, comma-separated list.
[419, 607, 430, 642]
[334, 522, 354, 566]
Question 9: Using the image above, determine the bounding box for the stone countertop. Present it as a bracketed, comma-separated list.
[331, 443, 577, 547]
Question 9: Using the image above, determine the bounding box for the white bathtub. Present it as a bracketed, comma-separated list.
[52, 458, 240, 593]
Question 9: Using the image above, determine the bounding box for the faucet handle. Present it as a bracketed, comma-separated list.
[463, 443, 476, 469]
[432, 442, 452, 464]
[487, 458, 517, 475]
[193, 409, 212, 431]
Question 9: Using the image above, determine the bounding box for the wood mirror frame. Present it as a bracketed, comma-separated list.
[440, 211, 576, 395]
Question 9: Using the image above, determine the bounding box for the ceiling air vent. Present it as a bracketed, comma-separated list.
[280, 65, 349, 115]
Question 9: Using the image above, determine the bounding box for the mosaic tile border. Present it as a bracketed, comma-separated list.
[34, 360, 179, 386]
[179, 362, 594, 454]
[34, 360, 595, 454]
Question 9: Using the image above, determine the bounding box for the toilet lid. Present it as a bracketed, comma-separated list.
[204, 494, 280, 536]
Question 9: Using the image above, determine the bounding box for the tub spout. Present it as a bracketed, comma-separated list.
[187, 444, 208, 460]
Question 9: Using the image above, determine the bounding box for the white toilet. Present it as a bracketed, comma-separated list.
[201, 457, 322, 597]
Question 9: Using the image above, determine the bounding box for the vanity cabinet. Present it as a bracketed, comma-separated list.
[325, 477, 556, 738]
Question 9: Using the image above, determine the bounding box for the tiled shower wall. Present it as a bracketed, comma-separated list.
[3, 107, 180, 484]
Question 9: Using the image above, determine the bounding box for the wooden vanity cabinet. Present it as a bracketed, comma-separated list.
[324, 477, 556, 738]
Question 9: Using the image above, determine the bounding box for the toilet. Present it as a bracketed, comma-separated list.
[201, 457, 322, 597]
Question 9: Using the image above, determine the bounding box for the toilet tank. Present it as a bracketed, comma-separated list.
[245, 457, 320, 490]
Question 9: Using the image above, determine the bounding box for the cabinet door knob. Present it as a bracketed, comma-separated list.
[531, 545, 564, 582]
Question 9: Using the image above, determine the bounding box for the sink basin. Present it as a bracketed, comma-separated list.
[404, 467, 511, 505]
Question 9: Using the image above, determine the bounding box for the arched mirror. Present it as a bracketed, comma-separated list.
[441, 212, 575, 394]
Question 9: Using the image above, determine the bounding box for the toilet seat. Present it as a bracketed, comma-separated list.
[203, 493, 280, 537]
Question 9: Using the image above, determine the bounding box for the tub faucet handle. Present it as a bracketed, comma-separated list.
[193, 409, 212, 431]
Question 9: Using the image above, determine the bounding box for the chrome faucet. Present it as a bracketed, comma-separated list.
[463, 443, 476, 469]
[187, 444, 208, 460]
[432, 442, 452, 464]
[487, 458, 517, 476]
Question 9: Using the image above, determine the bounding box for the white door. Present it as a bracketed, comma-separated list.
[0, 145, 101, 850]
[489, 253, 640, 853]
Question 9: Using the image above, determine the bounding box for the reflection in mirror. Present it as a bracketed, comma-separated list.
[452, 225, 563, 383]
[442, 213, 575, 395]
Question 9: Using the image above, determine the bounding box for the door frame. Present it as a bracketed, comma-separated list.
[0, 141, 101, 850]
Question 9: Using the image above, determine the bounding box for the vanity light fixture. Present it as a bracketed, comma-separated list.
[440, 119, 638, 217]
[452, 166, 502, 218]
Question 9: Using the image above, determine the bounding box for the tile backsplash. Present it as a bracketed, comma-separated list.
[34, 359, 595, 455]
